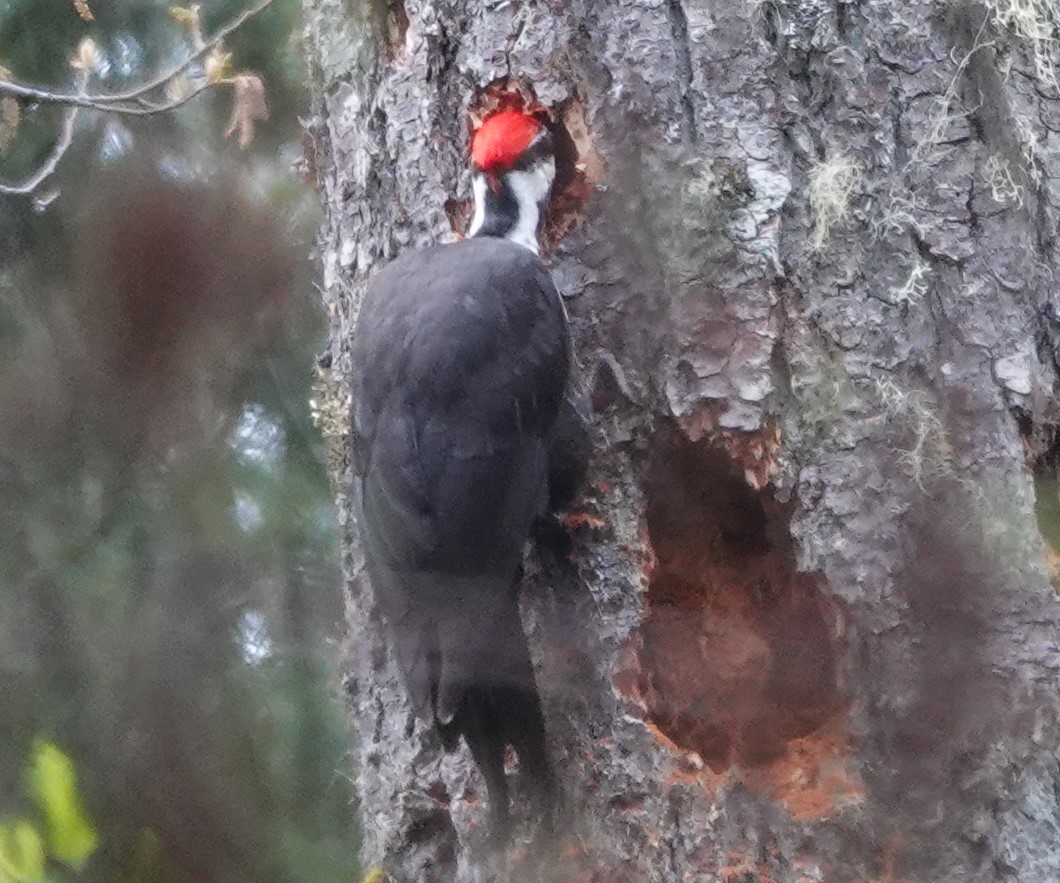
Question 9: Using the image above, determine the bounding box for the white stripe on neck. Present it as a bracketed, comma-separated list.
[467, 157, 555, 255]
[504, 164, 548, 254]
[467, 174, 488, 240]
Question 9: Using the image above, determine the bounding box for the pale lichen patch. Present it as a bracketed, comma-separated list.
[808, 154, 862, 251]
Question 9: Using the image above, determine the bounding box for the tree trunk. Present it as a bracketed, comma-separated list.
[303, 0, 1060, 879]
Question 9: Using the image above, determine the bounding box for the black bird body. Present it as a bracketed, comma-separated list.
[351, 234, 569, 832]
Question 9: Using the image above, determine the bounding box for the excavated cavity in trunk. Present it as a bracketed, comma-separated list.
[637, 424, 843, 772]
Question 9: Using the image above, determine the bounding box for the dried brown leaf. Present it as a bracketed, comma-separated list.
[170, 5, 203, 44]
[224, 74, 268, 150]
[74, 0, 94, 21]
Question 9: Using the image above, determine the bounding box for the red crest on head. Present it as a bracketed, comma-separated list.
[471, 111, 542, 174]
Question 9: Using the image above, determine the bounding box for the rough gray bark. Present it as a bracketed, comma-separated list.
[303, 0, 1060, 879]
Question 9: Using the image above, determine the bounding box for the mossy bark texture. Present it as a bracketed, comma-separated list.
[304, 1, 1060, 879]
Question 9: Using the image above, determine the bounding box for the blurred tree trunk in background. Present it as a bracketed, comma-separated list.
[304, 1, 1060, 879]
[0, 4, 359, 880]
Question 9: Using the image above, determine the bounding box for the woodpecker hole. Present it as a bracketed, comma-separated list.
[633, 424, 848, 801]
[444, 197, 472, 237]
[464, 80, 600, 247]
[543, 98, 600, 250]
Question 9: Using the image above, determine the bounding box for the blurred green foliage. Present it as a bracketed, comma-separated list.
[27, 740, 99, 871]
[0, 2, 357, 881]
[1, 740, 99, 882]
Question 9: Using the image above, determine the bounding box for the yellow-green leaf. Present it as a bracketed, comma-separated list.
[362, 868, 388, 883]
[26, 740, 98, 870]
[0, 820, 46, 883]
[204, 45, 232, 83]
[169, 5, 199, 27]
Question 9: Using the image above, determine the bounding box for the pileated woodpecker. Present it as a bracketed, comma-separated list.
[351, 109, 568, 836]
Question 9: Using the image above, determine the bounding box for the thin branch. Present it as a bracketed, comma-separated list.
[0, 79, 217, 196]
[0, 108, 77, 194]
[0, 0, 276, 194]
[0, 71, 87, 195]
[87, 81, 214, 118]
[0, 0, 277, 111]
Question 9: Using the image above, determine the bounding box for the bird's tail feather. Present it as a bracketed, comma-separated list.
[373, 563, 554, 831]
[435, 590, 554, 831]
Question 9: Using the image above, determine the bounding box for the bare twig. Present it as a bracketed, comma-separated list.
[0, 0, 276, 195]
[0, 0, 277, 113]
[0, 108, 78, 195]
[0, 71, 87, 195]
[78, 81, 215, 118]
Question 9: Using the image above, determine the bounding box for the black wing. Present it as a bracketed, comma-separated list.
[351, 236, 568, 714]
